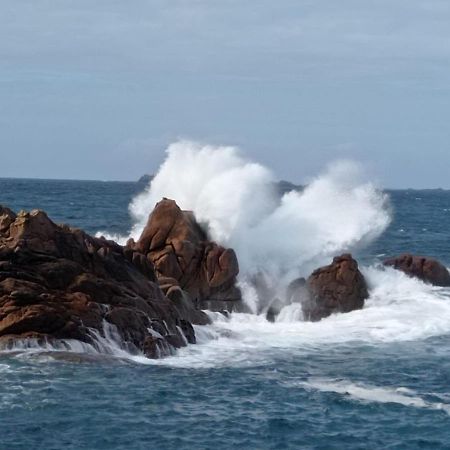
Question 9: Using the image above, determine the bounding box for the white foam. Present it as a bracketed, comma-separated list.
[129, 140, 276, 246]
[0, 321, 156, 365]
[292, 378, 450, 414]
[134, 265, 450, 368]
[362, 265, 450, 342]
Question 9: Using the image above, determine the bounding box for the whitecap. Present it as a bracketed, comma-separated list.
[290, 377, 450, 414]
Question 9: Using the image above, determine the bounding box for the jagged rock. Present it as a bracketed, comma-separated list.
[0, 206, 195, 358]
[302, 254, 368, 321]
[136, 198, 241, 310]
[0, 206, 16, 234]
[384, 254, 450, 287]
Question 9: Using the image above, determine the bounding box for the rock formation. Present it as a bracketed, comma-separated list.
[301, 254, 368, 321]
[133, 198, 241, 312]
[0, 207, 198, 358]
[0, 199, 379, 357]
[384, 254, 450, 287]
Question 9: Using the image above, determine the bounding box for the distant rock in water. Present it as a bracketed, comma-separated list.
[384, 254, 450, 287]
[274, 180, 303, 196]
[138, 174, 153, 184]
[301, 254, 368, 321]
[0, 206, 196, 358]
[134, 198, 242, 312]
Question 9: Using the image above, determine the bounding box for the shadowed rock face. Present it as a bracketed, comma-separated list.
[384, 254, 450, 287]
[0, 207, 196, 358]
[135, 198, 241, 311]
[302, 254, 368, 322]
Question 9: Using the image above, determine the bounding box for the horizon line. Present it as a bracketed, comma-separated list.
[0, 175, 449, 191]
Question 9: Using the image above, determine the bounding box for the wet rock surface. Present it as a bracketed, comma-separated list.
[384, 253, 450, 287]
[301, 254, 368, 322]
[0, 207, 195, 358]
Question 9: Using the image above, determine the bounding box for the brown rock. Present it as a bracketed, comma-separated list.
[384, 254, 450, 287]
[136, 198, 241, 310]
[0, 205, 196, 358]
[303, 254, 368, 321]
[0, 206, 16, 235]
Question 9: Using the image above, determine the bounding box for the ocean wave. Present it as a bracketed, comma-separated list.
[124, 140, 390, 305]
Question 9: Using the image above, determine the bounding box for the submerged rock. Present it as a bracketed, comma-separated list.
[302, 254, 368, 321]
[383, 254, 450, 287]
[135, 198, 242, 311]
[0, 207, 195, 358]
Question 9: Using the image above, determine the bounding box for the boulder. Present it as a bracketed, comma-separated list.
[135, 198, 241, 310]
[0, 206, 195, 358]
[302, 254, 368, 321]
[383, 254, 450, 287]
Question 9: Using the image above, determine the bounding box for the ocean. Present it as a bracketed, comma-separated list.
[1, 177, 450, 450]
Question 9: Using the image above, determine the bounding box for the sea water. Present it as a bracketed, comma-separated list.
[1, 176, 450, 449]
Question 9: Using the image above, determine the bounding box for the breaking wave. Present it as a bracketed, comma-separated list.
[87, 141, 450, 367]
[127, 140, 390, 283]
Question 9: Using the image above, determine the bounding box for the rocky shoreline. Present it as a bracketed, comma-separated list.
[1, 201, 449, 359]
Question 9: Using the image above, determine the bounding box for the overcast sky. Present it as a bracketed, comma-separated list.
[1, 0, 450, 187]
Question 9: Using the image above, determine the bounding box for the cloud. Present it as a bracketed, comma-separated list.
[2, 0, 450, 81]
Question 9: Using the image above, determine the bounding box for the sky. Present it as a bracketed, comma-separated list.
[1, 0, 450, 188]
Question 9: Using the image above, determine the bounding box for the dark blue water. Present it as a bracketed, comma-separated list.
[1, 178, 450, 449]
[0, 178, 142, 236]
[365, 189, 450, 266]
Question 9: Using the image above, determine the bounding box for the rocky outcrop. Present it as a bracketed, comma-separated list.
[0, 207, 197, 358]
[301, 254, 368, 321]
[134, 198, 241, 311]
[384, 254, 450, 287]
